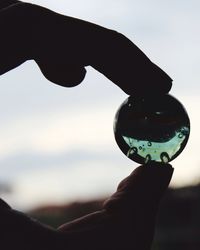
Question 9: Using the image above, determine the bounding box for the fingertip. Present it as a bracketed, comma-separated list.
[90, 29, 173, 96]
[125, 163, 174, 202]
[145, 62, 173, 95]
[122, 64, 173, 96]
[127, 163, 174, 210]
[142, 161, 174, 172]
[132, 163, 174, 189]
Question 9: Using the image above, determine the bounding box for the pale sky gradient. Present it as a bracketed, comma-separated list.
[1, 0, 200, 210]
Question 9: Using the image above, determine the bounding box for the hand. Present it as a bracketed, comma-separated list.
[0, 163, 173, 250]
[0, 2, 174, 250]
[0, 1, 172, 95]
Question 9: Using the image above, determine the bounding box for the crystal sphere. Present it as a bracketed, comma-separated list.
[114, 94, 190, 164]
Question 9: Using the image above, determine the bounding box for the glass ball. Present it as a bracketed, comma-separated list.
[113, 94, 190, 164]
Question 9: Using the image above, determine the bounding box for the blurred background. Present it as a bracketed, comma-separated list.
[0, 0, 200, 249]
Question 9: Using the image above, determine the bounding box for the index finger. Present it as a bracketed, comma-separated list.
[54, 14, 173, 95]
[87, 29, 173, 95]
[0, 2, 172, 96]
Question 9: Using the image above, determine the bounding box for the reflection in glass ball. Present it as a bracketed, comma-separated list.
[113, 94, 190, 164]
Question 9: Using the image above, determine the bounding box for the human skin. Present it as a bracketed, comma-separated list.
[0, 1, 173, 249]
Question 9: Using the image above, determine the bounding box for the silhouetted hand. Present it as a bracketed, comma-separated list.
[0, 1, 174, 250]
[0, 164, 173, 250]
[0, 0, 172, 95]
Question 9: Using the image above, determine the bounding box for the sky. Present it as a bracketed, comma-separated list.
[0, 0, 200, 210]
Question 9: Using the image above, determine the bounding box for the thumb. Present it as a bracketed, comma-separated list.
[104, 163, 173, 214]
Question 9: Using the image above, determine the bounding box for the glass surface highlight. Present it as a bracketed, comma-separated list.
[114, 94, 190, 164]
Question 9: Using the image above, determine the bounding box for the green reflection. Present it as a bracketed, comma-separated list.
[123, 126, 189, 163]
[114, 94, 190, 164]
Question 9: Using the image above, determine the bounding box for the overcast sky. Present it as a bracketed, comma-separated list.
[1, 0, 200, 210]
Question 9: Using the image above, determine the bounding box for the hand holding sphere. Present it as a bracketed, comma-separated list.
[0, 1, 175, 250]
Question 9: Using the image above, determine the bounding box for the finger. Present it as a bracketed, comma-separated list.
[57, 165, 173, 250]
[58, 211, 105, 232]
[17, 3, 172, 93]
[0, 207, 62, 249]
[0, 3, 172, 94]
[40, 10, 172, 94]
[103, 163, 173, 214]
[89, 30, 172, 96]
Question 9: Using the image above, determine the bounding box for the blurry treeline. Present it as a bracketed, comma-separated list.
[28, 185, 200, 250]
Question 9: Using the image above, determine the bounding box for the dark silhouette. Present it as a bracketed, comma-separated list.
[1, 164, 173, 250]
[0, 1, 173, 249]
[29, 184, 200, 250]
